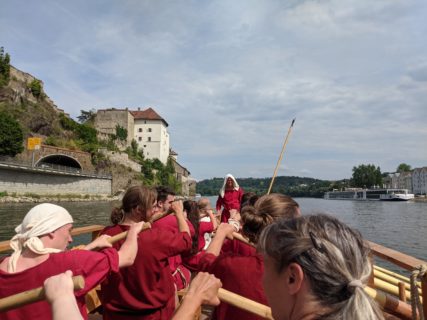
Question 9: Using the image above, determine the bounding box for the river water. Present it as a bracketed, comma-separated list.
[1, 198, 425, 266]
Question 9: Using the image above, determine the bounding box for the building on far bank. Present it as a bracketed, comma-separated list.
[412, 167, 427, 195]
[94, 107, 194, 195]
[131, 108, 170, 165]
[94, 108, 135, 149]
[94, 107, 170, 165]
[383, 167, 427, 195]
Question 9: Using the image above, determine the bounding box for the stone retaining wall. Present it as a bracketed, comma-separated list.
[0, 167, 111, 196]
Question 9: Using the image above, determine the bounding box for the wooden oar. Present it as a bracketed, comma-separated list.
[365, 286, 412, 319]
[267, 118, 295, 195]
[0, 276, 84, 312]
[232, 232, 255, 248]
[105, 210, 172, 245]
[178, 287, 273, 319]
[218, 288, 273, 319]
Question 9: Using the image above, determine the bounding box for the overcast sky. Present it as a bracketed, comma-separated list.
[1, 0, 426, 181]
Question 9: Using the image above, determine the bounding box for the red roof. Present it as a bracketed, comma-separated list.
[131, 107, 168, 126]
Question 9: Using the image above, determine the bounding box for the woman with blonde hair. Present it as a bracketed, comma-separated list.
[259, 214, 384, 320]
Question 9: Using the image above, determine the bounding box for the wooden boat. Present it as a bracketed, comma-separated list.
[0, 224, 425, 319]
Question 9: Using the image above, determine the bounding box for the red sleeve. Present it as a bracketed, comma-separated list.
[198, 252, 217, 272]
[238, 188, 244, 205]
[153, 229, 192, 259]
[216, 195, 223, 211]
[69, 248, 119, 297]
[199, 221, 214, 234]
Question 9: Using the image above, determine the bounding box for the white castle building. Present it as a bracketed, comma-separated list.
[94, 107, 170, 164]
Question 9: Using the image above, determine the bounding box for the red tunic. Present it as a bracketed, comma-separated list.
[100, 224, 192, 320]
[152, 215, 195, 290]
[199, 249, 268, 320]
[198, 220, 214, 251]
[216, 188, 244, 222]
[0, 249, 118, 320]
[221, 238, 255, 256]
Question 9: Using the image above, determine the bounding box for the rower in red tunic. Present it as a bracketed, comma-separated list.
[151, 186, 194, 292]
[200, 193, 300, 320]
[100, 185, 192, 320]
[215, 174, 244, 222]
[0, 203, 144, 320]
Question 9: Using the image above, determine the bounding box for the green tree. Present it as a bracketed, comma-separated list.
[115, 125, 128, 141]
[28, 79, 43, 98]
[76, 124, 98, 145]
[77, 109, 96, 124]
[0, 47, 11, 87]
[396, 163, 411, 173]
[351, 164, 382, 188]
[0, 112, 24, 156]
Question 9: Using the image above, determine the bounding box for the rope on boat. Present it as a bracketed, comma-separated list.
[411, 264, 426, 320]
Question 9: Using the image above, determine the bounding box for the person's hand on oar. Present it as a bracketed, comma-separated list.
[83, 234, 112, 251]
[44, 270, 83, 320]
[172, 272, 222, 320]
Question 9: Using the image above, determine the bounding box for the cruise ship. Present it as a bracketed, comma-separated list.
[324, 188, 415, 201]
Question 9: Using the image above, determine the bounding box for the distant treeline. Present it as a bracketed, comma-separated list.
[196, 176, 334, 198]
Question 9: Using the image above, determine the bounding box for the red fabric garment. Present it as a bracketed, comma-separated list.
[100, 224, 192, 319]
[216, 188, 244, 222]
[198, 220, 214, 251]
[198, 252, 268, 320]
[152, 215, 194, 290]
[221, 238, 255, 256]
[0, 249, 118, 320]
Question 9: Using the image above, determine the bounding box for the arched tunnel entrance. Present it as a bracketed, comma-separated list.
[35, 154, 82, 172]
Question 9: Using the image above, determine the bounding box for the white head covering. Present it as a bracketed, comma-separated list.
[8, 203, 74, 273]
[219, 173, 240, 198]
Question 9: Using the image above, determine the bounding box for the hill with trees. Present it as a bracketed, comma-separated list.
[196, 176, 334, 198]
[0, 47, 181, 193]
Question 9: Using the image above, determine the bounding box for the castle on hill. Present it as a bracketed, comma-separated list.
[94, 107, 170, 164]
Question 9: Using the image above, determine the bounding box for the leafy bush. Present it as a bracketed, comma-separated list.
[60, 114, 78, 131]
[29, 79, 43, 98]
[0, 47, 10, 87]
[0, 111, 24, 156]
[115, 125, 128, 141]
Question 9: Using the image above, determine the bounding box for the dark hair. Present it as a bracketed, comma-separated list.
[156, 186, 175, 203]
[241, 193, 299, 244]
[111, 186, 157, 224]
[240, 192, 259, 209]
[184, 200, 200, 254]
[258, 214, 383, 320]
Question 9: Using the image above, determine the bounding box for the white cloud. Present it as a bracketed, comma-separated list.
[1, 0, 426, 180]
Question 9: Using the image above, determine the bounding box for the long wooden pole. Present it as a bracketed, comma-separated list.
[218, 288, 274, 320]
[267, 118, 295, 195]
[0, 276, 85, 312]
[106, 210, 172, 245]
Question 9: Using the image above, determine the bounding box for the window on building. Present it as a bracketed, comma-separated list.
[138, 128, 142, 132]
[148, 137, 151, 142]
[148, 128, 152, 132]
[138, 137, 142, 141]
[143, 145, 146, 147]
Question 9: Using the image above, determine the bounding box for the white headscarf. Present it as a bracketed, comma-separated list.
[219, 173, 240, 198]
[8, 203, 74, 273]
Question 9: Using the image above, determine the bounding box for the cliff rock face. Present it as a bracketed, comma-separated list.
[0, 66, 67, 138]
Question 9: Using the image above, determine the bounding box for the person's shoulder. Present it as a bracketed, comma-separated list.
[101, 224, 126, 236]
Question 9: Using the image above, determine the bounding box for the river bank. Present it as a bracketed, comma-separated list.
[0, 194, 118, 203]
